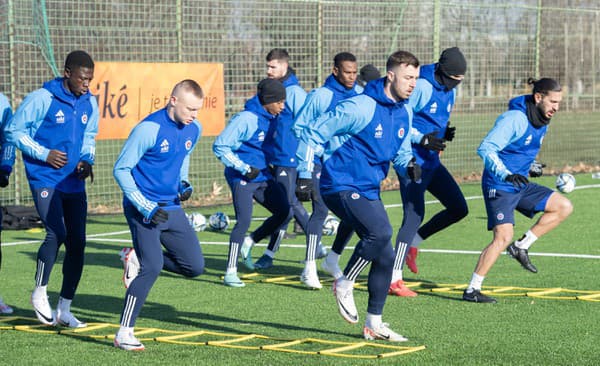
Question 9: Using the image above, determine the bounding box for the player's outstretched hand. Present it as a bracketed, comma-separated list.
[505, 174, 529, 188]
[419, 131, 446, 152]
[46, 149, 68, 169]
[150, 208, 169, 225]
[295, 178, 313, 201]
[444, 123, 456, 141]
[76, 161, 94, 181]
[529, 161, 545, 178]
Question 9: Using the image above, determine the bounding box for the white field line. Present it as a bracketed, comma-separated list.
[3, 185, 599, 260]
[5, 237, 599, 260]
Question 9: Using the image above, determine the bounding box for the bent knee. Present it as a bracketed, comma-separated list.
[559, 198, 574, 217]
[449, 204, 469, 222]
[183, 261, 205, 278]
[373, 225, 393, 244]
[549, 193, 574, 218]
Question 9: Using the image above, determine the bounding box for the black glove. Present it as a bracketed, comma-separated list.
[245, 166, 260, 180]
[419, 131, 446, 152]
[150, 207, 169, 225]
[505, 174, 529, 188]
[528, 161, 545, 178]
[76, 161, 94, 182]
[0, 172, 9, 188]
[444, 123, 456, 141]
[178, 180, 193, 201]
[407, 158, 422, 182]
[295, 177, 313, 202]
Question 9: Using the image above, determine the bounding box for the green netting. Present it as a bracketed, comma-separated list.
[0, 0, 599, 212]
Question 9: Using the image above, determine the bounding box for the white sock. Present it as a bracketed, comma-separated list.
[391, 269, 403, 283]
[515, 230, 538, 250]
[467, 273, 485, 292]
[32, 285, 48, 298]
[57, 297, 72, 312]
[411, 233, 424, 248]
[336, 276, 354, 291]
[225, 268, 237, 276]
[365, 313, 382, 328]
[264, 250, 275, 258]
[326, 251, 340, 264]
[304, 260, 316, 273]
[118, 326, 134, 335]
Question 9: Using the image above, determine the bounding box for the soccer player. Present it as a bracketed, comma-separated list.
[463, 77, 573, 303]
[113, 80, 206, 350]
[5, 51, 98, 327]
[296, 50, 421, 341]
[213, 78, 291, 287]
[0, 92, 16, 315]
[294, 52, 363, 289]
[390, 47, 469, 297]
[248, 48, 317, 270]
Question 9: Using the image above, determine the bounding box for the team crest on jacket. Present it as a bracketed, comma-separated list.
[81, 113, 88, 125]
[40, 189, 49, 199]
[55, 110, 65, 124]
[397, 127, 405, 138]
[160, 139, 169, 153]
[351, 192, 360, 200]
[185, 139, 192, 150]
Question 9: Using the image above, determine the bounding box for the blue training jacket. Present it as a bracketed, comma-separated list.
[5, 78, 98, 192]
[296, 77, 414, 200]
[262, 73, 307, 167]
[114, 107, 202, 219]
[213, 95, 276, 184]
[0, 93, 16, 173]
[478, 95, 547, 193]
[294, 74, 363, 167]
[407, 63, 456, 170]
[294, 74, 363, 132]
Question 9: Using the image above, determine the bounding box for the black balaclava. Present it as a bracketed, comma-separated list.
[526, 96, 551, 128]
[434, 47, 467, 90]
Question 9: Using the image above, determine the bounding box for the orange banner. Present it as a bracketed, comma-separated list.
[90, 62, 225, 139]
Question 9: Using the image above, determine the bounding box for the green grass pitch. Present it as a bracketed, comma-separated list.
[0, 174, 599, 365]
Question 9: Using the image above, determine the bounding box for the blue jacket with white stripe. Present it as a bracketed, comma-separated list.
[478, 95, 547, 192]
[114, 107, 202, 219]
[5, 78, 98, 192]
[0, 93, 16, 173]
[407, 63, 456, 170]
[262, 72, 307, 167]
[296, 77, 414, 200]
[213, 95, 276, 184]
